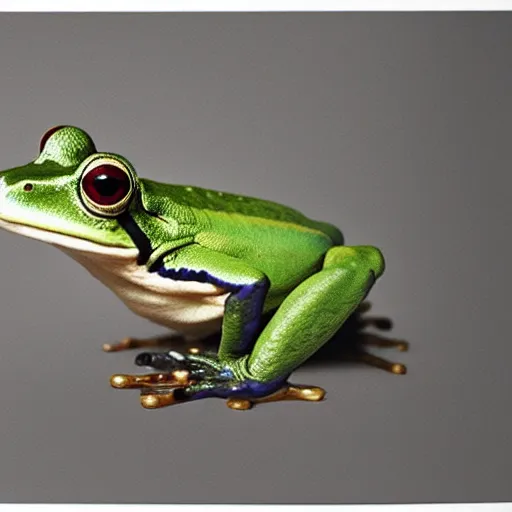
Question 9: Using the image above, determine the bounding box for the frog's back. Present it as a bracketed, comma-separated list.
[140, 180, 344, 245]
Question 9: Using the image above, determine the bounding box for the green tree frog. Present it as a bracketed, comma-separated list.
[0, 126, 406, 410]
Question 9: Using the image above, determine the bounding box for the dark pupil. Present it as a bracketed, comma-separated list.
[94, 174, 121, 197]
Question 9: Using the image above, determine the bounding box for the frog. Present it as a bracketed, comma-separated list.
[0, 126, 408, 410]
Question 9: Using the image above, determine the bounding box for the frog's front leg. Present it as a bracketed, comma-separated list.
[111, 244, 282, 405]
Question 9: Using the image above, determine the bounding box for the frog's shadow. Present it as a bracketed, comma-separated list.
[132, 308, 405, 370]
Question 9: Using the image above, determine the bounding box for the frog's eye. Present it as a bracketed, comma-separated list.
[80, 160, 134, 217]
[39, 126, 67, 153]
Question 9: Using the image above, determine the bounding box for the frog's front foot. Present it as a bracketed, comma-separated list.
[110, 348, 325, 410]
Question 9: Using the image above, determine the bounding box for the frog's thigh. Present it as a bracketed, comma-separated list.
[245, 245, 385, 382]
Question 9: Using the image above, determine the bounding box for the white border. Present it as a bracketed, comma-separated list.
[1, 505, 512, 511]
[0, 0, 511, 10]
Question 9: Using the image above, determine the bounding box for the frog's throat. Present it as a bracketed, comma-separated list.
[0, 218, 138, 259]
[0, 216, 228, 334]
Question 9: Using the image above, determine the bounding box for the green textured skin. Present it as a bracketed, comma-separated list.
[0, 126, 385, 394]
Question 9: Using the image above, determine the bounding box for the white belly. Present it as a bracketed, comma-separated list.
[0, 219, 228, 337]
[60, 248, 229, 337]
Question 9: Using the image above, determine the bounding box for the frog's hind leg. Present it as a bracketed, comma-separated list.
[243, 245, 389, 385]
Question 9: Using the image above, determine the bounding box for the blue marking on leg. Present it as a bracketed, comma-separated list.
[155, 266, 269, 354]
[191, 376, 288, 401]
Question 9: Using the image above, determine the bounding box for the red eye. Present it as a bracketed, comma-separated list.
[39, 126, 67, 152]
[82, 164, 132, 207]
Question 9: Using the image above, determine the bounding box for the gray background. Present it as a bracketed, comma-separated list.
[0, 13, 510, 504]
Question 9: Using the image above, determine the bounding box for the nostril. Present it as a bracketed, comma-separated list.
[135, 353, 153, 367]
[23, 183, 33, 192]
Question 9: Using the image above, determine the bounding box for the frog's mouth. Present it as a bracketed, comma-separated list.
[0, 217, 139, 260]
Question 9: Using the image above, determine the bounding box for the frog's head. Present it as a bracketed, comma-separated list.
[0, 126, 141, 256]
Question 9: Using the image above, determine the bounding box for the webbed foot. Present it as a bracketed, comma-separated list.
[110, 347, 325, 411]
